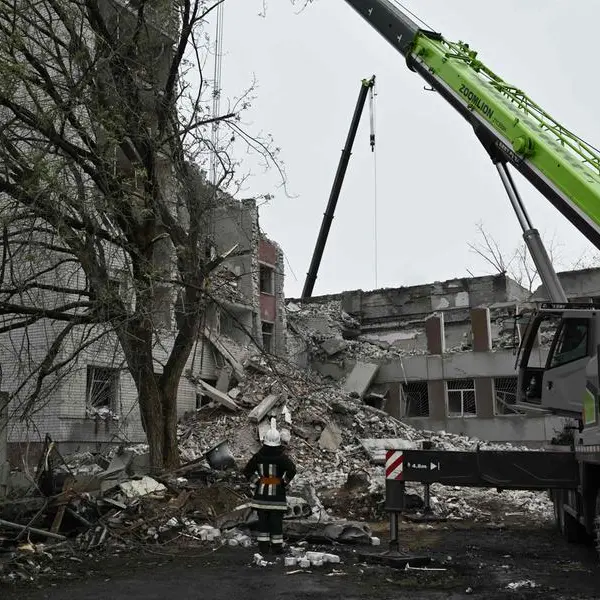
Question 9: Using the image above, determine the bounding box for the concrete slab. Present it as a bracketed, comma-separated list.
[204, 328, 245, 381]
[343, 362, 379, 399]
[320, 337, 348, 356]
[248, 394, 282, 423]
[360, 438, 417, 464]
[198, 380, 240, 412]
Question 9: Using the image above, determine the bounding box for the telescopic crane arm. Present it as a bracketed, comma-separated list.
[301, 76, 376, 300]
[343, 0, 600, 302]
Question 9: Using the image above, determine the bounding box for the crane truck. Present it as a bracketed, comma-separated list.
[335, 0, 600, 555]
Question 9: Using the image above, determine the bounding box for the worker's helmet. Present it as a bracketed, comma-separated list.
[264, 427, 281, 447]
[264, 418, 281, 447]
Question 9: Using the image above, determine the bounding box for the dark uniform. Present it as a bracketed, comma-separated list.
[243, 442, 297, 553]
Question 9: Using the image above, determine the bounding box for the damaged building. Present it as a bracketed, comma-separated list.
[0, 0, 286, 464]
[288, 269, 600, 445]
[0, 183, 285, 464]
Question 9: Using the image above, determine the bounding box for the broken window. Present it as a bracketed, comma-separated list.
[262, 321, 274, 353]
[259, 264, 274, 295]
[402, 382, 429, 417]
[86, 366, 119, 411]
[494, 377, 522, 415]
[446, 378, 476, 417]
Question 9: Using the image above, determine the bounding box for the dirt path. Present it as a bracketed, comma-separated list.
[2, 522, 598, 599]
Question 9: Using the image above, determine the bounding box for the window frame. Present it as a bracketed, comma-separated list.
[446, 378, 477, 417]
[86, 365, 120, 412]
[546, 318, 590, 370]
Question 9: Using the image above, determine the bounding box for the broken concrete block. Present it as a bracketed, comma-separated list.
[119, 476, 167, 499]
[318, 423, 342, 452]
[343, 362, 379, 399]
[228, 387, 241, 400]
[248, 394, 282, 423]
[320, 337, 348, 357]
[198, 380, 240, 411]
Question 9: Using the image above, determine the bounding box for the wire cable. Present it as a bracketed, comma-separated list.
[389, 0, 436, 31]
[370, 83, 378, 289]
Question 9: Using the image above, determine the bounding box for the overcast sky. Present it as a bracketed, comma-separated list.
[209, 0, 600, 298]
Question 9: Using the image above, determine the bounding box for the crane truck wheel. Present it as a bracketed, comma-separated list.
[554, 490, 585, 543]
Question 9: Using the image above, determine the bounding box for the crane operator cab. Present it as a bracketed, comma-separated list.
[516, 303, 600, 419]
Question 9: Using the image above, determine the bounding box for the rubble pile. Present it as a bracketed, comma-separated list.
[175, 352, 552, 523]
[287, 300, 424, 362]
[0, 333, 555, 583]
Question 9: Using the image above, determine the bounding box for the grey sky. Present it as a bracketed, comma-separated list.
[213, 0, 599, 298]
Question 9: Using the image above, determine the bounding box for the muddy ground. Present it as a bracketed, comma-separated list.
[1, 520, 599, 599]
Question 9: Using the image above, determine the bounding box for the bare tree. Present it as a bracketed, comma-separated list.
[468, 222, 600, 293]
[0, 0, 282, 470]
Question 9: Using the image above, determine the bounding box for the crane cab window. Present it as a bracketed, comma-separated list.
[548, 319, 589, 369]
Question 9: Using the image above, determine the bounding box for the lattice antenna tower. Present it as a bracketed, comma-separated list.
[209, 1, 225, 187]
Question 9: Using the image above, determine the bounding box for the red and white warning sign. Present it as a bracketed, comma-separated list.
[385, 450, 404, 480]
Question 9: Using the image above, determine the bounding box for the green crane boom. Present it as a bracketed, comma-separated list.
[343, 1, 600, 271]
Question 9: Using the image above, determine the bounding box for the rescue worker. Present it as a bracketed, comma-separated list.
[243, 421, 296, 554]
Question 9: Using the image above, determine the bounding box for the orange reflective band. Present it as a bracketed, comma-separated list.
[259, 476, 281, 485]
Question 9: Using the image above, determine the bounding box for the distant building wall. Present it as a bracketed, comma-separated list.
[533, 267, 600, 302]
[338, 274, 529, 331]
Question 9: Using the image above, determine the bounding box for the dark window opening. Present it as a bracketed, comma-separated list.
[262, 321, 274, 353]
[86, 366, 119, 410]
[402, 382, 429, 417]
[494, 376, 522, 415]
[259, 264, 274, 295]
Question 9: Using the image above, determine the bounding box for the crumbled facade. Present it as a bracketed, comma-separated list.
[288, 272, 598, 445]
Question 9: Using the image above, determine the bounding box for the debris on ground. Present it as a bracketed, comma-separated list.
[0, 338, 555, 584]
[506, 580, 538, 590]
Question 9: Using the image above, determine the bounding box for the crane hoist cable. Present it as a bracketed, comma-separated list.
[369, 80, 379, 288]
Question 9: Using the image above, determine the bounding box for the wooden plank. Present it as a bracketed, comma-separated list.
[247, 394, 282, 424]
[198, 380, 240, 412]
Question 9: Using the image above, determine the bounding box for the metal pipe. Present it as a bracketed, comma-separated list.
[496, 163, 533, 231]
[496, 163, 568, 303]
[301, 76, 375, 300]
[389, 512, 399, 551]
[423, 483, 432, 514]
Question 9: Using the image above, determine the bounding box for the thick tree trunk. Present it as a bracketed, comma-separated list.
[161, 387, 180, 469]
[139, 374, 165, 472]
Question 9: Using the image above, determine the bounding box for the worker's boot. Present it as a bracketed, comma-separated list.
[258, 541, 270, 555]
[272, 543, 284, 555]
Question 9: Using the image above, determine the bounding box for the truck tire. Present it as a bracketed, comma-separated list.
[554, 490, 584, 543]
